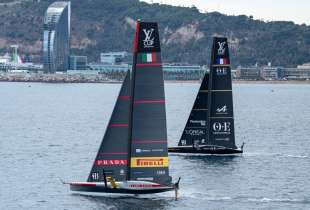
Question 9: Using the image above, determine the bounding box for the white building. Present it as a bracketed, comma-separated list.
[100, 52, 128, 64]
[261, 67, 281, 80]
[297, 63, 310, 69]
[0, 53, 12, 64]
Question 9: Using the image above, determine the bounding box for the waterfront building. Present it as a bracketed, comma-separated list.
[297, 63, 310, 69]
[163, 64, 204, 80]
[89, 63, 130, 72]
[69, 56, 87, 70]
[0, 63, 10, 72]
[282, 67, 310, 80]
[88, 63, 204, 80]
[236, 63, 310, 80]
[100, 52, 128, 65]
[43, 1, 71, 73]
[0, 52, 42, 72]
[0, 53, 11, 64]
[238, 66, 262, 80]
[89, 63, 203, 72]
[163, 64, 202, 73]
[261, 67, 282, 80]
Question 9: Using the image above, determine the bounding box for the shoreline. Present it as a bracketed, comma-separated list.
[1, 79, 310, 84]
[166, 80, 310, 84]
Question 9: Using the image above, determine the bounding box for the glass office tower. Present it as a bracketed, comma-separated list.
[43, 1, 70, 73]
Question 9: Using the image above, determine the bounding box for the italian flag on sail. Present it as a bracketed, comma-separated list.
[141, 52, 157, 63]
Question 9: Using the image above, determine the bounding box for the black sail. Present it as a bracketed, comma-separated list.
[87, 71, 131, 182]
[208, 37, 237, 149]
[129, 21, 172, 185]
[178, 73, 210, 147]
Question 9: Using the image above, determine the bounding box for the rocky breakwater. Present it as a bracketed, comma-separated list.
[0, 72, 121, 83]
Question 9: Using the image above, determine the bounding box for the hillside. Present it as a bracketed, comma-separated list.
[0, 0, 310, 67]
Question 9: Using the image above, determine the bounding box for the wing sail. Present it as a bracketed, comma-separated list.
[129, 21, 172, 186]
[208, 37, 237, 149]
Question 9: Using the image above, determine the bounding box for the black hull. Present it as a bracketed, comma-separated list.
[70, 184, 174, 195]
[168, 146, 243, 154]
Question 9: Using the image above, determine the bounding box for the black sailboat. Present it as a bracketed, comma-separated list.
[169, 37, 244, 154]
[68, 21, 179, 194]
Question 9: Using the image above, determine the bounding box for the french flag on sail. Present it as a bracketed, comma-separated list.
[216, 58, 229, 65]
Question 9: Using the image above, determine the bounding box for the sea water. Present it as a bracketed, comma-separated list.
[0, 82, 309, 210]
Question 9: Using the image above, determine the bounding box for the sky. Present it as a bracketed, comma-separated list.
[141, 0, 310, 25]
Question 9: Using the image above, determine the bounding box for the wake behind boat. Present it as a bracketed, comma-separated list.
[68, 20, 180, 196]
[169, 37, 244, 155]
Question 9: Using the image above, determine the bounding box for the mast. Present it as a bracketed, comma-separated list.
[127, 19, 140, 181]
[207, 37, 237, 149]
[128, 21, 172, 185]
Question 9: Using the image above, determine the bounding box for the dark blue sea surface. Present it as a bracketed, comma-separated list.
[1, 82, 309, 210]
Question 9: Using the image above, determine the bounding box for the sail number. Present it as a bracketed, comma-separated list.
[156, 170, 166, 175]
[92, 172, 99, 180]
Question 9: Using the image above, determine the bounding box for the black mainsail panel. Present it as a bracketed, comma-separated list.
[178, 73, 209, 147]
[129, 21, 172, 185]
[87, 71, 131, 182]
[208, 37, 236, 149]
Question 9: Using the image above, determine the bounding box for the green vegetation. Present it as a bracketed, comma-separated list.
[0, 0, 310, 67]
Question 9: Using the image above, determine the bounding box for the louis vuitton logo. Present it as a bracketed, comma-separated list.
[143, 28, 155, 48]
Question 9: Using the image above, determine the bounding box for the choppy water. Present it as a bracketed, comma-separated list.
[1, 82, 310, 210]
